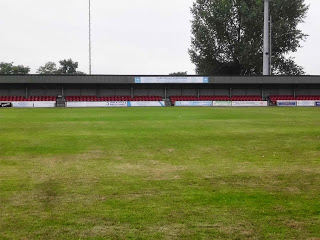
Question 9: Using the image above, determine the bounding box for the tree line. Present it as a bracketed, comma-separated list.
[0, 59, 85, 75]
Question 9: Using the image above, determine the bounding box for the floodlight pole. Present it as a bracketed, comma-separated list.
[263, 0, 270, 75]
[269, 16, 272, 75]
[89, 0, 92, 75]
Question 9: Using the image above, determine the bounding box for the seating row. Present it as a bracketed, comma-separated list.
[269, 95, 320, 104]
[0, 96, 56, 101]
[65, 96, 163, 102]
[1, 95, 319, 104]
[0, 96, 163, 102]
[170, 96, 262, 104]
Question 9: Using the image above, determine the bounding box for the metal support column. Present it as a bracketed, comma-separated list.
[89, 0, 92, 75]
[165, 85, 167, 99]
[97, 84, 100, 97]
[263, 0, 270, 75]
[269, 16, 272, 75]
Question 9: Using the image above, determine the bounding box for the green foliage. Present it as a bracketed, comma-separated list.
[37, 59, 86, 75]
[57, 59, 85, 75]
[189, 0, 309, 75]
[169, 71, 188, 76]
[0, 108, 319, 239]
[0, 62, 30, 75]
[36, 62, 58, 75]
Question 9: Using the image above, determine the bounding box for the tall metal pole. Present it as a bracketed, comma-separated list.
[89, 0, 92, 75]
[269, 16, 272, 75]
[263, 0, 270, 75]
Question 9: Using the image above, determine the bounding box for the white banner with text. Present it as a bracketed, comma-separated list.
[128, 101, 165, 107]
[66, 101, 127, 108]
[212, 101, 232, 107]
[296, 101, 315, 107]
[175, 101, 213, 107]
[11, 101, 56, 108]
[135, 76, 209, 84]
[232, 101, 268, 107]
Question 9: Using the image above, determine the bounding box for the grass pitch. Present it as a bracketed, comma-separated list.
[0, 107, 319, 239]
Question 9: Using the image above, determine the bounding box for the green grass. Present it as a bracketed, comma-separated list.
[0, 107, 319, 239]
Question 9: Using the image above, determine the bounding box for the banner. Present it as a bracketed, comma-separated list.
[128, 101, 165, 107]
[86, 101, 127, 107]
[212, 101, 232, 107]
[105, 101, 128, 107]
[11, 101, 56, 108]
[66, 101, 127, 108]
[135, 76, 209, 84]
[296, 101, 315, 107]
[232, 101, 268, 107]
[175, 101, 212, 107]
[316, 102, 320, 107]
[66, 102, 87, 108]
[11, 102, 35, 108]
[277, 100, 297, 106]
[0, 102, 12, 107]
[33, 101, 56, 108]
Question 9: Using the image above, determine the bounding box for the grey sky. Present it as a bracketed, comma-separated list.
[0, 0, 319, 75]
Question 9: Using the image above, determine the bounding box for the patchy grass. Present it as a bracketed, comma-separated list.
[0, 107, 319, 239]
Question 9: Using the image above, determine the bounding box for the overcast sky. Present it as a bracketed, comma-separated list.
[0, 0, 319, 75]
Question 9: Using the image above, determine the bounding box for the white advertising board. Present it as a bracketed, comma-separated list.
[106, 101, 128, 107]
[66, 101, 127, 108]
[12, 102, 35, 108]
[33, 101, 56, 108]
[296, 101, 315, 107]
[66, 102, 87, 108]
[11, 101, 56, 108]
[232, 101, 268, 107]
[212, 101, 232, 107]
[135, 76, 209, 84]
[128, 101, 165, 107]
[175, 101, 213, 107]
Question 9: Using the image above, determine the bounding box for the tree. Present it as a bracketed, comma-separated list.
[0, 62, 30, 75]
[57, 59, 85, 75]
[189, 0, 308, 75]
[169, 71, 188, 76]
[37, 62, 58, 74]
